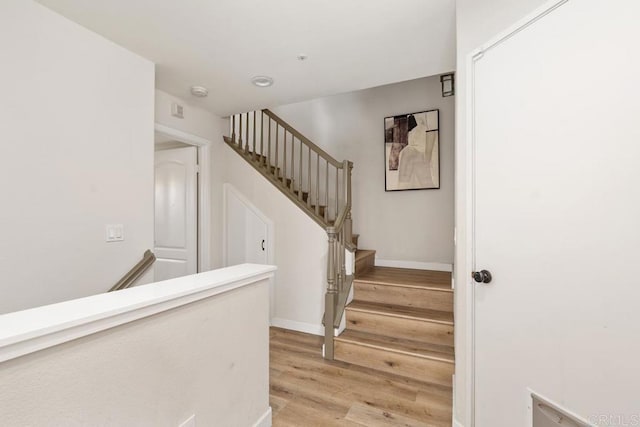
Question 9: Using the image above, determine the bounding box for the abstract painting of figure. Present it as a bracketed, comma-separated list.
[384, 109, 439, 191]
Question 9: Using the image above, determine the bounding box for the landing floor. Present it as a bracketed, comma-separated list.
[270, 327, 453, 426]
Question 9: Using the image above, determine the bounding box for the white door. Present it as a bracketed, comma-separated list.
[154, 146, 198, 281]
[225, 187, 268, 266]
[472, 1, 640, 425]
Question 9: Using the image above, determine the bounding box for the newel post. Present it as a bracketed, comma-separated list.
[324, 228, 337, 360]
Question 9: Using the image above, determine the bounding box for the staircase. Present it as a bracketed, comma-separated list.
[224, 109, 355, 359]
[224, 110, 454, 388]
[337, 250, 455, 386]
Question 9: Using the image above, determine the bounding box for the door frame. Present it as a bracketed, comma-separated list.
[459, 1, 570, 425]
[154, 123, 212, 273]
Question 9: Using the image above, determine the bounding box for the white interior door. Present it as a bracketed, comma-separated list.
[225, 187, 268, 266]
[472, 1, 640, 425]
[154, 146, 197, 281]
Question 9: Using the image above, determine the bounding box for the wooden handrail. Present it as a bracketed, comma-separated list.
[109, 250, 156, 292]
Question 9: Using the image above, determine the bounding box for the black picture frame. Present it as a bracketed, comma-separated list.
[384, 109, 440, 191]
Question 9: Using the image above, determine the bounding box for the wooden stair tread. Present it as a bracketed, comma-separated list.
[335, 330, 454, 363]
[346, 301, 453, 325]
[355, 266, 452, 292]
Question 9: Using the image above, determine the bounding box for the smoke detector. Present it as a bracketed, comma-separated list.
[251, 76, 274, 87]
[190, 86, 209, 98]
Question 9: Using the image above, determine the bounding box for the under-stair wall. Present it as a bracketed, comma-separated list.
[223, 142, 329, 335]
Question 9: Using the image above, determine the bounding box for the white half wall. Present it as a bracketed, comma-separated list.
[0, 0, 154, 314]
[270, 75, 454, 265]
[454, 0, 549, 426]
[0, 265, 273, 426]
[223, 145, 328, 335]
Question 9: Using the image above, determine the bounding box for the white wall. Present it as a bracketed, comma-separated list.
[223, 146, 328, 335]
[154, 90, 228, 270]
[0, 0, 155, 314]
[271, 76, 454, 266]
[0, 274, 271, 427]
[454, 0, 549, 425]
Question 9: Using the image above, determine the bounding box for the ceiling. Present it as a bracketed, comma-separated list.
[37, 0, 456, 117]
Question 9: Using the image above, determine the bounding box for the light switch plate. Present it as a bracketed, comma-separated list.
[105, 224, 124, 242]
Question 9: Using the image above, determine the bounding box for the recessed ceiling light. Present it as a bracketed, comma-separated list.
[251, 76, 274, 87]
[190, 86, 209, 98]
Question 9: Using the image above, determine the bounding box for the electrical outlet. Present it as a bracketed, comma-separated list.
[178, 414, 196, 427]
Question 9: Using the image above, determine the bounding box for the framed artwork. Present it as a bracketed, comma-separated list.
[384, 109, 440, 191]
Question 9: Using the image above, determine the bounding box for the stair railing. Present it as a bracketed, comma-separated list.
[224, 109, 355, 359]
[324, 161, 354, 359]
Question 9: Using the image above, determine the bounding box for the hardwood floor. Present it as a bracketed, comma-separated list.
[270, 327, 452, 426]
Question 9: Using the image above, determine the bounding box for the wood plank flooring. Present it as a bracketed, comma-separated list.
[270, 327, 452, 426]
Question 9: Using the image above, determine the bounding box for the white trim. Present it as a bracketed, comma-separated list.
[463, 48, 477, 427]
[452, 374, 457, 427]
[154, 123, 211, 147]
[0, 264, 276, 363]
[473, 0, 568, 58]
[154, 122, 213, 273]
[375, 258, 453, 272]
[452, 373, 463, 427]
[270, 318, 323, 336]
[526, 389, 592, 427]
[463, 1, 570, 426]
[197, 144, 212, 272]
[252, 407, 272, 427]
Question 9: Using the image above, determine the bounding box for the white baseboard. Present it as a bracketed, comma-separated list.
[270, 317, 323, 336]
[375, 258, 453, 272]
[252, 407, 272, 427]
[452, 374, 456, 427]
